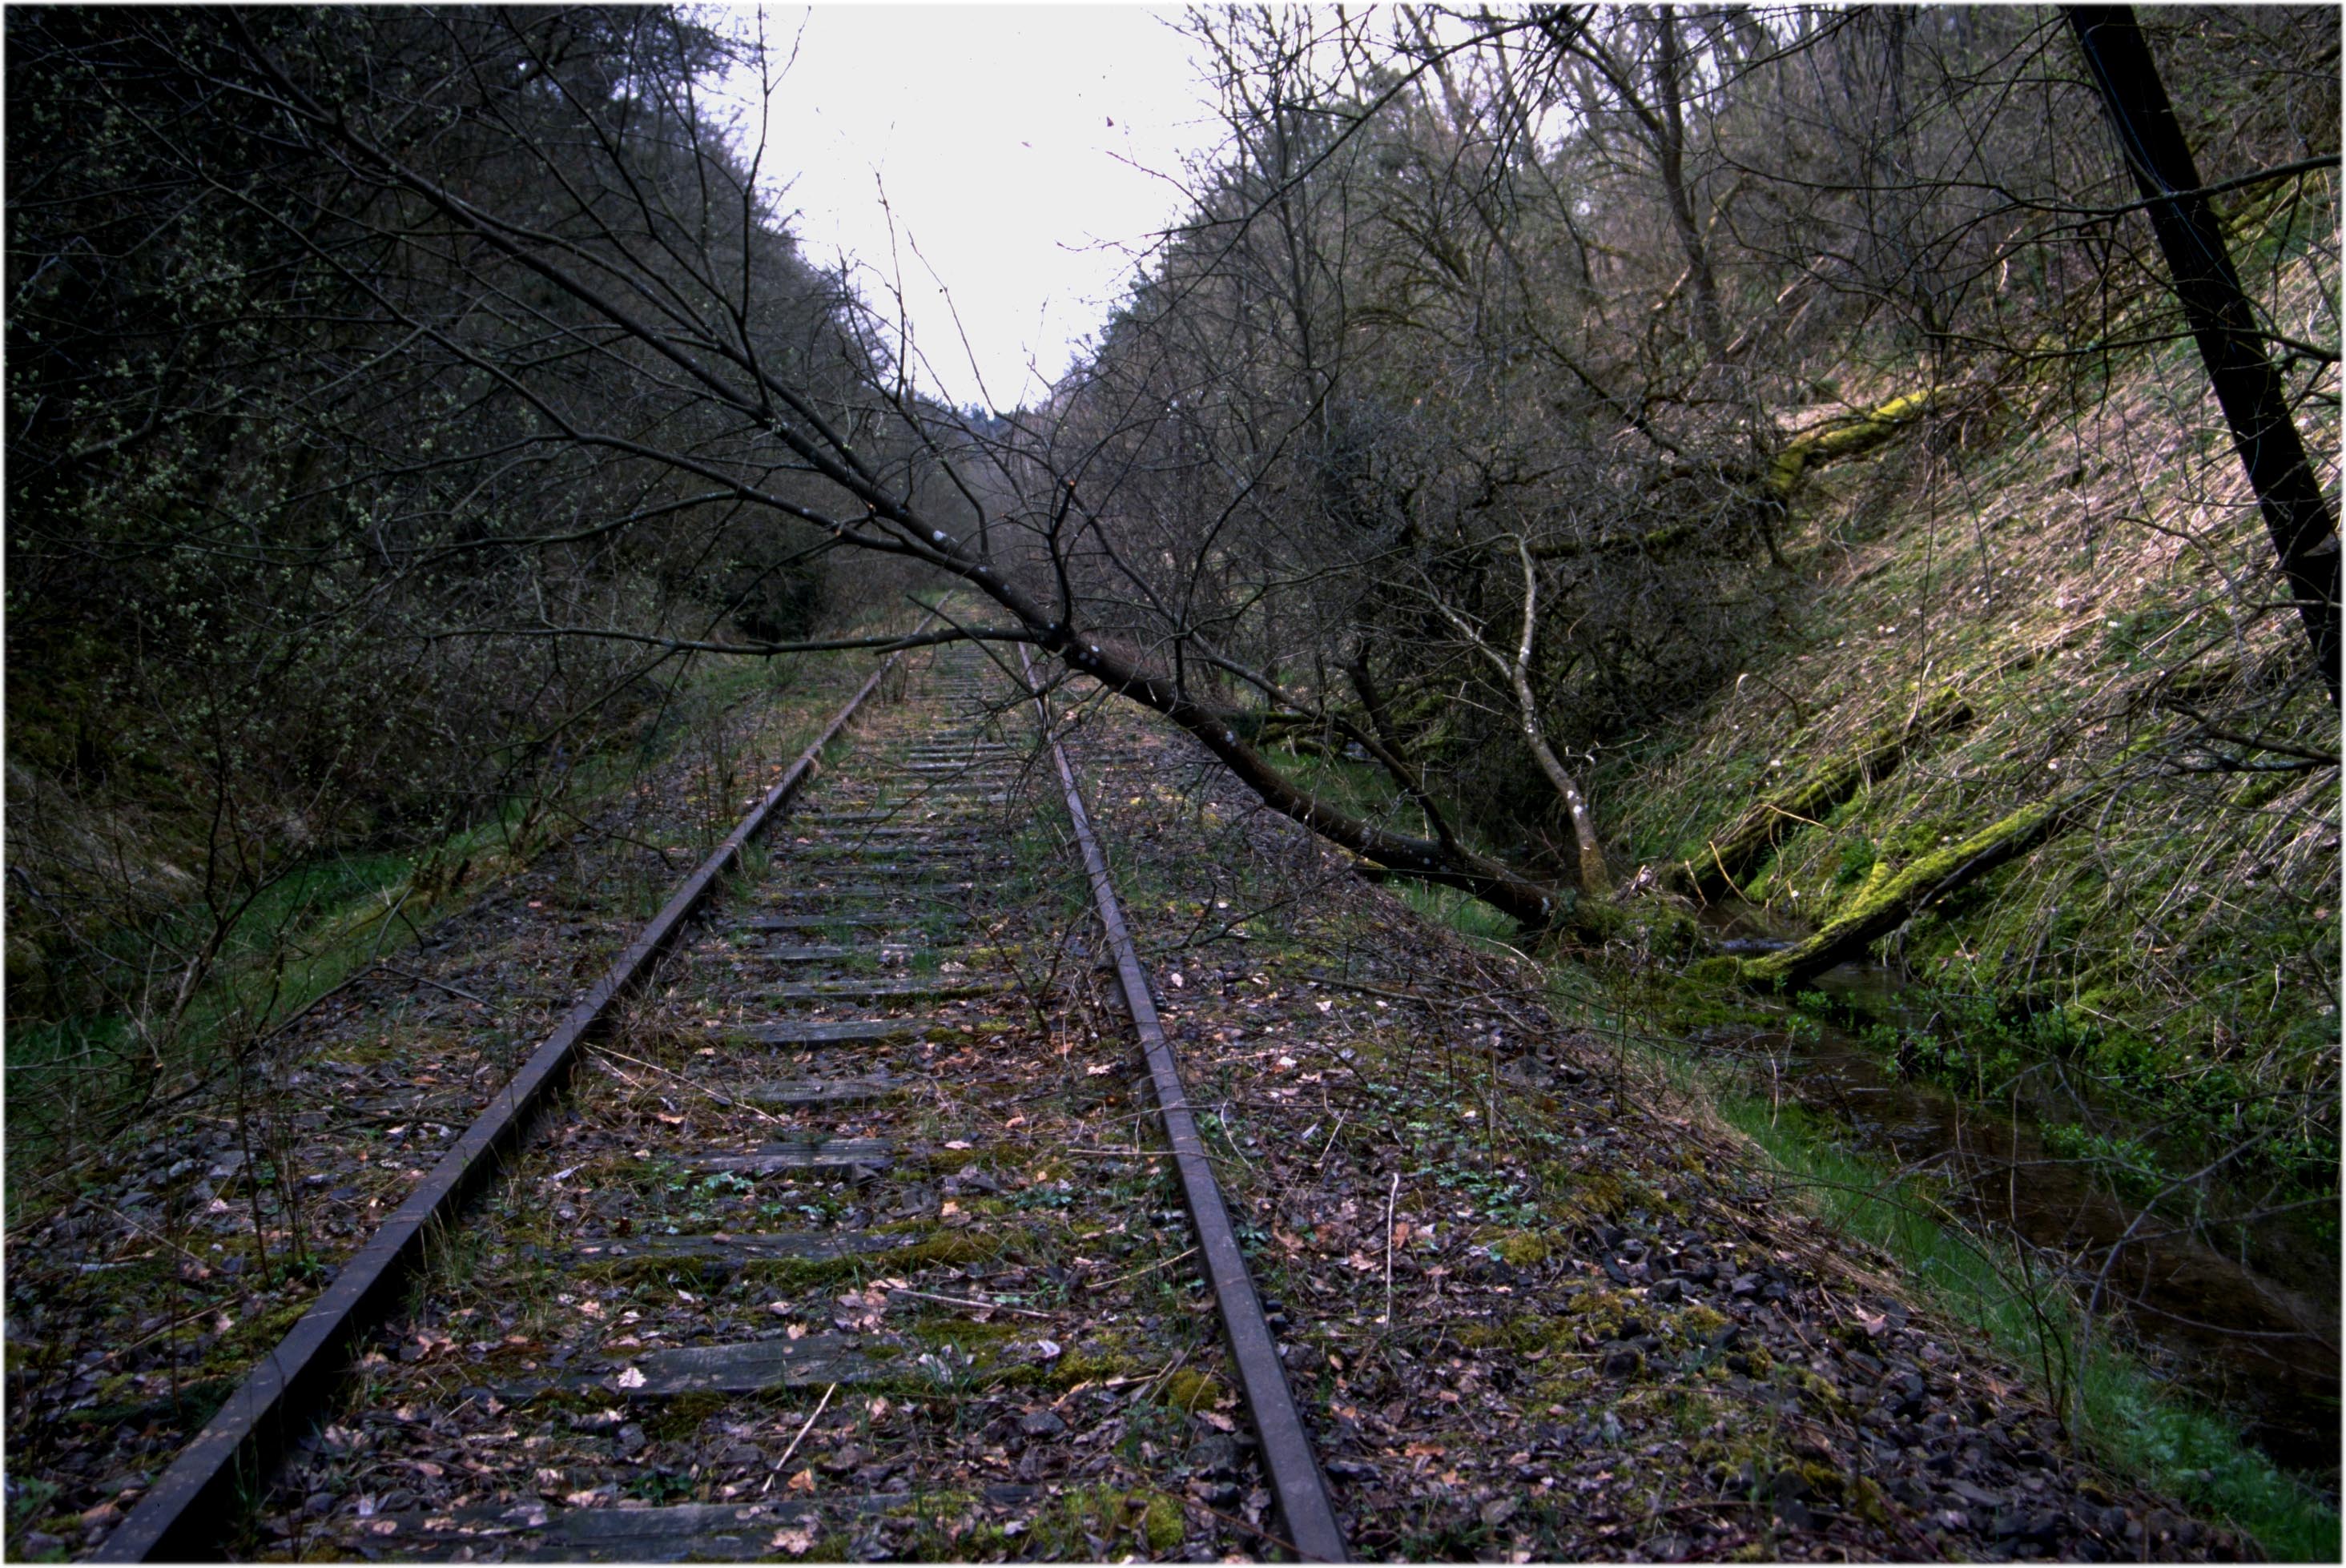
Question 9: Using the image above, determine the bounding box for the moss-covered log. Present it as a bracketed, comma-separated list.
[1737, 784, 2095, 991]
[1675, 688, 1974, 903]
[1527, 390, 1935, 570]
[1531, 521, 1696, 561]
[1765, 388, 1939, 503]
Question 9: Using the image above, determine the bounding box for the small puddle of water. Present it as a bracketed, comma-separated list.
[1691, 923, 2339, 1482]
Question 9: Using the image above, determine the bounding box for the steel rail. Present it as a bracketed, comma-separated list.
[99, 635, 924, 1562]
[1019, 649, 1349, 1563]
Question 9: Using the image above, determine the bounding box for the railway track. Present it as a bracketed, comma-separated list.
[99, 639, 1346, 1562]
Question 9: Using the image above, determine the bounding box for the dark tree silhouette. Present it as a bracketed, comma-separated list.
[2067, 5, 2341, 702]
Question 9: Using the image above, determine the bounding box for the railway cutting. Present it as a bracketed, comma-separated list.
[98, 641, 1346, 1562]
[60, 637, 2242, 1563]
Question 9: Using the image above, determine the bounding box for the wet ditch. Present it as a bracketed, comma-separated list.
[1688, 934, 2339, 1486]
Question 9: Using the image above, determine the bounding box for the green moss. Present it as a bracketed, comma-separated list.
[1785, 1366, 1850, 1414]
[906, 1316, 1020, 1351]
[879, 1229, 1003, 1269]
[514, 1385, 624, 1416]
[1847, 1473, 1893, 1526]
[1142, 1491, 1185, 1553]
[1675, 687, 1971, 902]
[1451, 1321, 1509, 1350]
[1539, 1166, 1624, 1221]
[1491, 1230, 1553, 1267]
[61, 1375, 235, 1431]
[1766, 388, 1939, 501]
[1158, 1369, 1228, 1413]
[1678, 1302, 1730, 1338]
[643, 1389, 728, 1441]
[1010, 1483, 1184, 1558]
[214, 1297, 311, 1368]
[1052, 1347, 1145, 1384]
[1741, 789, 2080, 988]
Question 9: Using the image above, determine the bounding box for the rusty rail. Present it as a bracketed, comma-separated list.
[1020, 649, 1349, 1563]
[98, 638, 920, 1562]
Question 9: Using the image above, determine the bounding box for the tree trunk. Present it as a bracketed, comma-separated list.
[1676, 688, 1973, 903]
[1512, 660, 1612, 896]
[1738, 786, 2093, 991]
[1652, 6, 1726, 359]
[2066, 6, 2341, 704]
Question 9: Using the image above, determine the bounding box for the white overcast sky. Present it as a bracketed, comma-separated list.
[724, 6, 1227, 412]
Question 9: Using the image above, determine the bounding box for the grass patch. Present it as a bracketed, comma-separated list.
[1717, 1095, 2338, 1563]
[1390, 879, 1523, 947]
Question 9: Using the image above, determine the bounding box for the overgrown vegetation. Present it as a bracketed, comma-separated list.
[6, 2, 2336, 1545]
[6, 10, 928, 1175]
[1715, 1096, 2339, 1564]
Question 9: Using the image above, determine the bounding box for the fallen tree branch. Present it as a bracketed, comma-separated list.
[1673, 688, 1974, 902]
[423, 624, 1037, 657]
[1738, 782, 2101, 991]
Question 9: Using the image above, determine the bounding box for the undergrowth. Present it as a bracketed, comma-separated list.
[2, 623, 893, 1216]
[1596, 255, 2338, 1204]
[1402, 884, 2339, 1561]
[1716, 1097, 2340, 1565]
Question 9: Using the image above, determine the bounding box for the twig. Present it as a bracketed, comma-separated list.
[1313, 1113, 1349, 1169]
[1093, 1246, 1197, 1290]
[378, 966, 493, 1009]
[1182, 1495, 1302, 1558]
[1382, 1171, 1401, 1325]
[1048, 1369, 1163, 1413]
[1706, 840, 1749, 901]
[252, 958, 389, 1051]
[763, 1381, 837, 1493]
[1309, 973, 1516, 1016]
[591, 1045, 784, 1124]
[1139, 1345, 1193, 1403]
[886, 1287, 1053, 1320]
